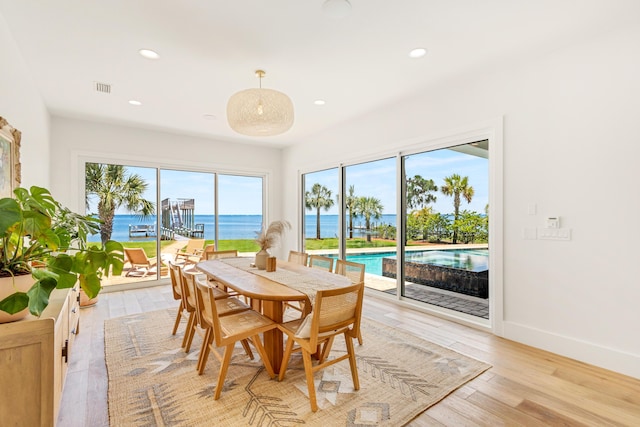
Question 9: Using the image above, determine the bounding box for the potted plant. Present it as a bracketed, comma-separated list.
[0, 186, 124, 322]
[254, 220, 291, 269]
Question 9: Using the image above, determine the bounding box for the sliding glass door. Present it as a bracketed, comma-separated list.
[343, 158, 397, 294]
[302, 168, 339, 252]
[402, 141, 489, 318]
[300, 139, 490, 320]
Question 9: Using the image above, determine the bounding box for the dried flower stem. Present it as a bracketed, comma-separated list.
[255, 220, 291, 250]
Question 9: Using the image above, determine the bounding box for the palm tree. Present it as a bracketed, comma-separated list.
[356, 196, 384, 242]
[85, 163, 155, 244]
[345, 185, 358, 239]
[305, 183, 335, 239]
[406, 175, 438, 210]
[441, 173, 474, 243]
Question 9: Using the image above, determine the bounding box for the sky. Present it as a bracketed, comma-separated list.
[86, 144, 488, 217]
[305, 146, 489, 216]
[86, 168, 263, 215]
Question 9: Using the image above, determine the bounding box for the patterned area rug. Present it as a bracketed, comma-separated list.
[105, 309, 490, 426]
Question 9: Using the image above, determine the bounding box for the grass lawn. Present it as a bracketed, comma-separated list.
[121, 239, 260, 257]
[305, 238, 398, 250]
[120, 237, 424, 257]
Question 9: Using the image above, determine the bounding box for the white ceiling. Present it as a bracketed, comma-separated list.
[1, 1, 637, 147]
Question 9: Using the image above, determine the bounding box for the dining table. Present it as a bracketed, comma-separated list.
[196, 257, 352, 373]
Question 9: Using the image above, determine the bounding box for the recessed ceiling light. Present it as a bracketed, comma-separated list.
[314, 99, 326, 106]
[138, 49, 160, 60]
[408, 48, 428, 58]
[203, 114, 217, 120]
[128, 100, 142, 106]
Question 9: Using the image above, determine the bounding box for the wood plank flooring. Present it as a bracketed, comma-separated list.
[58, 284, 640, 426]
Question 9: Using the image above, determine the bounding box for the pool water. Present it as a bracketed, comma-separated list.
[337, 249, 489, 275]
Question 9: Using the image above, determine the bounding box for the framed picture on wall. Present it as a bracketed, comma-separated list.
[0, 116, 21, 198]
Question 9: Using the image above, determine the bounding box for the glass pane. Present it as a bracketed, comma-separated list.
[402, 141, 489, 318]
[343, 158, 396, 293]
[160, 169, 215, 270]
[218, 174, 262, 253]
[303, 168, 339, 253]
[85, 163, 158, 286]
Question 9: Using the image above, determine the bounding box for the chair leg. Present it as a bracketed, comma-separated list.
[357, 329, 363, 345]
[319, 336, 335, 364]
[250, 335, 275, 379]
[213, 345, 234, 400]
[197, 328, 213, 374]
[345, 332, 360, 391]
[278, 336, 295, 381]
[302, 350, 319, 412]
[240, 339, 254, 360]
[182, 312, 196, 352]
[171, 307, 183, 335]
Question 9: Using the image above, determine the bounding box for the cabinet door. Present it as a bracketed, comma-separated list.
[0, 318, 56, 427]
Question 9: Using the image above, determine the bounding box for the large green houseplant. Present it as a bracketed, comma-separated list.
[0, 186, 124, 318]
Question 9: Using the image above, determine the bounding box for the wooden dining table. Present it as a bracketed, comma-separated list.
[196, 257, 352, 373]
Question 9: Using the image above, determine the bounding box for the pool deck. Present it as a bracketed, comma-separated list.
[309, 243, 490, 319]
[363, 272, 489, 319]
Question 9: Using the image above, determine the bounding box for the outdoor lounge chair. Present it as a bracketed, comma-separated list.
[174, 238, 205, 264]
[123, 247, 158, 277]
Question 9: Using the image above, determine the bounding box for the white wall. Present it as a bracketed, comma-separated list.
[0, 12, 50, 187]
[49, 117, 285, 255]
[283, 25, 640, 379]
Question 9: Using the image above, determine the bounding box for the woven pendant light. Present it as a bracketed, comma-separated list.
[227, 70, 294, 136]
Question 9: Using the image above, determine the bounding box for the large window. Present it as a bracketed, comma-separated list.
[85, 162, 264, 287]
[218, 174, 263, 251]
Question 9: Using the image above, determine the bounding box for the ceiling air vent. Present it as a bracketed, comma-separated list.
[94, 81, 112, 94]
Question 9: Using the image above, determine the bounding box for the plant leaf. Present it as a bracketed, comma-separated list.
[26, 277, 57, 316]
[0, 198, 21, 236]
[80, 273, 101, 299]
[0, 292, 29, 315]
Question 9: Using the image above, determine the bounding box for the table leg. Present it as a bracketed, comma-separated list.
[261, 300, 284, 374]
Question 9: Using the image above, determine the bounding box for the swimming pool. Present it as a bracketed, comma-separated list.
[335, 248, 489, 276]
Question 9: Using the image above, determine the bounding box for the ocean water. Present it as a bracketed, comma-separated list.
[87, 214, 397, 242]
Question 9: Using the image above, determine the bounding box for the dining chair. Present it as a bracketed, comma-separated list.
[204, 248, 239, 260]
[334, 259, 366, 345]
[168, 261, 188, 336]
[308, 254, 334, 272]
[195, 278, 277, 400]
[178, 267, 236, 352]
[287, 250, 308, 266]
[200, 249, 249, 303]
[284, 251, 310, 316]
[123, 247, 157, 277]
[191, 273, 255, 373]
[277, 282, 364, 412]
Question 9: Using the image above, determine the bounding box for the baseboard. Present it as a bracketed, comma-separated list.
[503, 321, 640, 380]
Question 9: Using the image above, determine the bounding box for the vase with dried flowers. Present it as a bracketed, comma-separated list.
[254, 220, 291, 269]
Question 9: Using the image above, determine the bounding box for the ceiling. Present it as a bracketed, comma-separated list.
[1, 1, 637, 147]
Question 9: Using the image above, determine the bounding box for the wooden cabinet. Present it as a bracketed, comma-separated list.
[0, 287, 80, 427]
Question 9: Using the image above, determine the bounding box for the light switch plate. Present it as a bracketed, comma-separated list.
[537, 227, 571, 240]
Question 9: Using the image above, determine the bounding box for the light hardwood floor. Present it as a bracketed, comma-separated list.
[58, 284, 640, 426]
